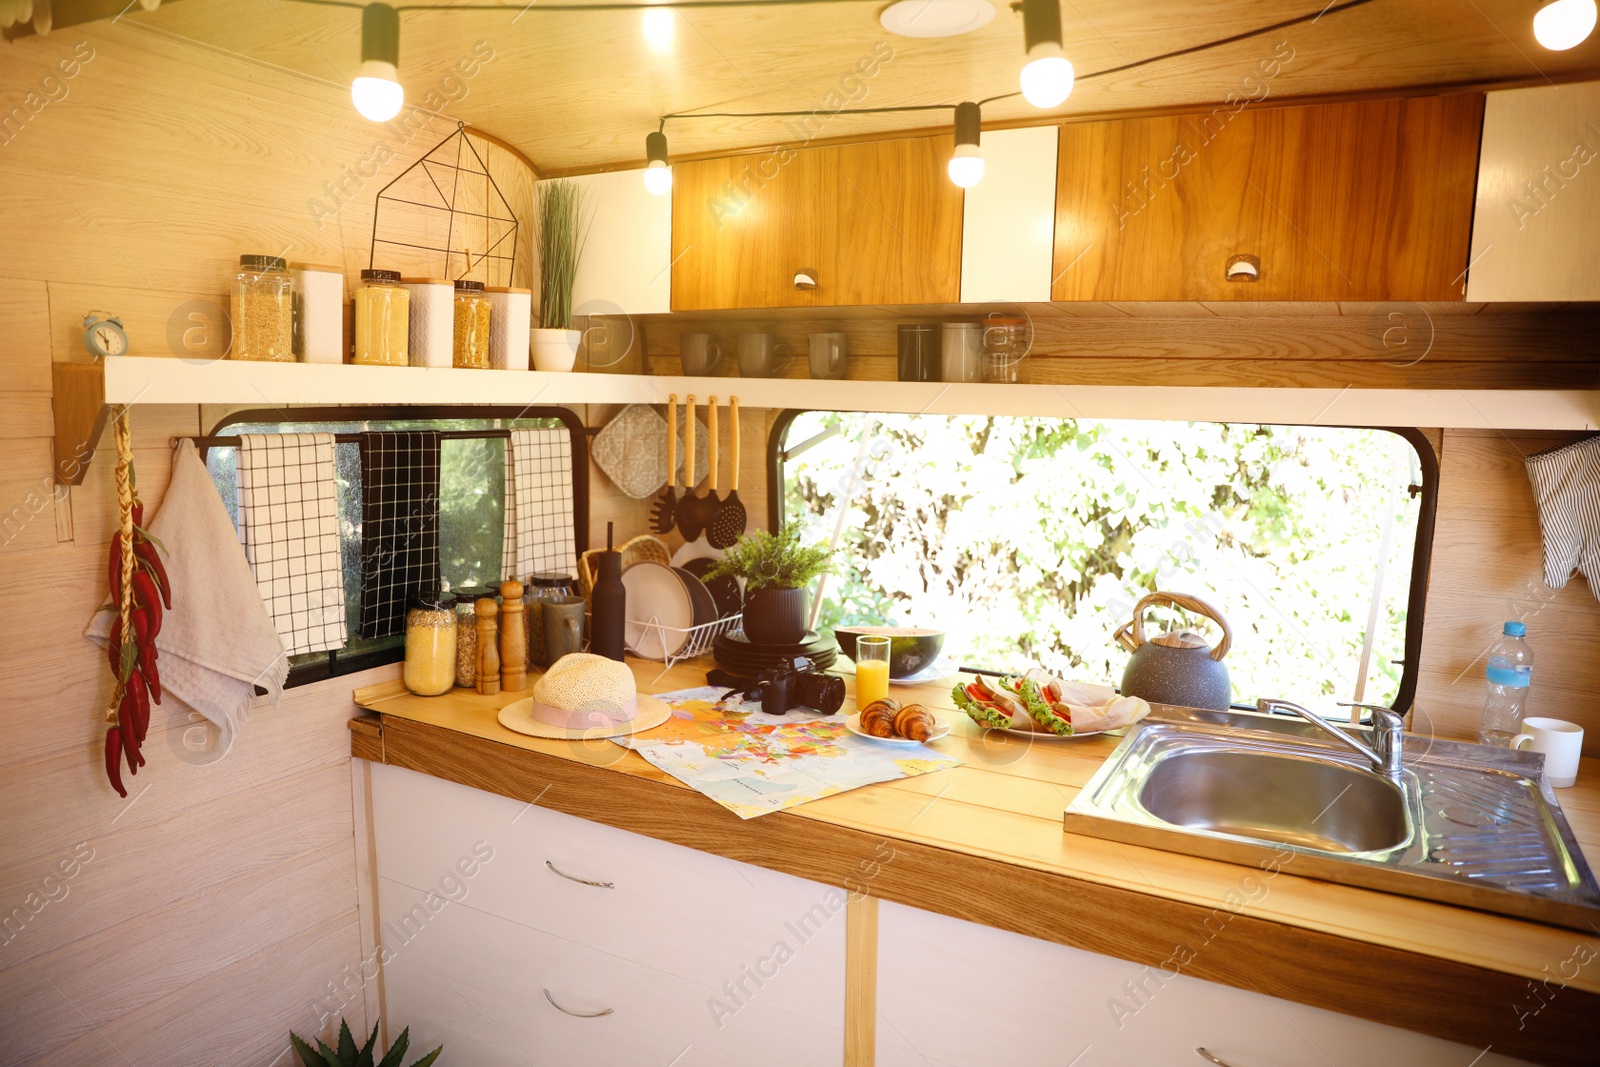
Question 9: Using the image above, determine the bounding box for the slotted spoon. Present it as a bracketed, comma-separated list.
[648, 394, 678, 535]
[708, 395, 748, 549]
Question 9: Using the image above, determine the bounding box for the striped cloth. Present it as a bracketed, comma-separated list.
[1526, 434, 1600, 601]
[502, 427, 576, 581]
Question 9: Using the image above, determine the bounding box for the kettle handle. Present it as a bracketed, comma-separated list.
[1127, 591, 1233, 662]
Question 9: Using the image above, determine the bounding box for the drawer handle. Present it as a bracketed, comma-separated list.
[546, 860, 614, 889]
[543, 988, 614, 1018]
[1196, 1051, 1238, 1067]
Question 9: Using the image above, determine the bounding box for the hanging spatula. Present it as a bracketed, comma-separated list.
[708, 395, 748, 549]
[649, 394, 678, 534]
[677, 395, 713, 542]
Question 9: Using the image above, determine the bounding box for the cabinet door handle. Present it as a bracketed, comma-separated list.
[546, 859, 614, 889]
[543, 988, 615, 1018]
[1196, 1050, 1239, 1067]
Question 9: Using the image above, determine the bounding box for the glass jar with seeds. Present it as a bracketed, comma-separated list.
[403, 593, 457, 697]
[452, 279, 491, 369]
[451, 586, 497, 688]
[231, 254, 294, 362]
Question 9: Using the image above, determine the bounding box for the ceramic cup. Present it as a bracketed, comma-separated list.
[542, 595, 587, 665]
[737, 333, 795, 377]
[808, 332, 848, 379]
[941, 322, 983, 383]
[897, 324, 938, 382]
[681, 333, 723, 376]
[1512, 716, 1584, 788]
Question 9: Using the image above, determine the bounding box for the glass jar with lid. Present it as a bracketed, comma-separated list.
[231, 254, 294, 362]
[452, 279, 491, 369]
[404, 593, 457, 696]
[981, 314, 1031, 384]
[354, 269, 411, 366]
[526, 572, 576, 667]
[451, 585, 498, 688]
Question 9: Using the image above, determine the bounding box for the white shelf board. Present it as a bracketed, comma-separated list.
[104, 357, 1600, 431]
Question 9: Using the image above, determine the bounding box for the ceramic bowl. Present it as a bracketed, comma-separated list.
[834, 626, 945, 679]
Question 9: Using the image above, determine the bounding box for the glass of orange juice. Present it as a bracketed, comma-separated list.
[855, 635, 891, 708]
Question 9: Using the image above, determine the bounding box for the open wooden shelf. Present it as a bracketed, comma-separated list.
[100, 355, 1600, 430]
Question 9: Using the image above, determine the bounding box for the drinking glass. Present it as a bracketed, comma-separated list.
[855, 635, 891, 708]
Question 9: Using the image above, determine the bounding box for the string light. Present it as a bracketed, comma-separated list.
[643, 129, 672, 194]
[351, 2, 404, 121]
[948, 102, 984, 188]
[1533, 0, 1597, 49]
[1018, 0, 1073, 108]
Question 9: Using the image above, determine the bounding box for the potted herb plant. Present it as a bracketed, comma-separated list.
[709, 526, 832, 645]
[291, 1021, 440, 1067]
[531, 178, 590, 372]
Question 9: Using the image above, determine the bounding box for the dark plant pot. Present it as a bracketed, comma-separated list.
[742, 586, 810, 645]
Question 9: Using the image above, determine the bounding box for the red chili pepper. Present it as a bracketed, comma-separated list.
[107, 616, 123, 676]
[132, 502, 143, 528]
[126, 670, 150, 746]
[134, 541, 172, 610]
[118, 691, 141, 774]
[138, 651, 160, 706]
[105, 728, 126, 798]
[132, 571, 162, 637]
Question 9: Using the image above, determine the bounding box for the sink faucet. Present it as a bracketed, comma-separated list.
[1257, 699, 1406, 780]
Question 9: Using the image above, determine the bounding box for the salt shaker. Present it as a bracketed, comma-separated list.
[499, 579, 527, 692]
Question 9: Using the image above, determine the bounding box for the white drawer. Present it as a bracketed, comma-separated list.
[378, 877, 844, 1067]
[874, 901, 1536, 1067]
[370, 762, 846, 1031]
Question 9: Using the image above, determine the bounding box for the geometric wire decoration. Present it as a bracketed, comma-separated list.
[369, 121, 520, 286]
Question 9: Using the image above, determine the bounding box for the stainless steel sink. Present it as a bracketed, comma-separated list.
[1064, 707, 1600, 930]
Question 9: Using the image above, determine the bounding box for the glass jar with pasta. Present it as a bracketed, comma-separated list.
[452, 279, 491, 369]
[231, 254, 294, 362]
[404, 593, 457, 696]
[354, 268, 410, 366]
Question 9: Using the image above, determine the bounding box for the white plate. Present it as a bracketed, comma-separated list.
[622, 561, 694, 659]
[845, 712, 951, 745]
[889, 657, 961, 687]
[671, 539, 725, 567]
[992, 722, 1111, 740]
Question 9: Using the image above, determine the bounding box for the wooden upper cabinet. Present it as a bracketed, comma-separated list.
[1052, 95, 1484, 302]
[671, 136, 962, 310]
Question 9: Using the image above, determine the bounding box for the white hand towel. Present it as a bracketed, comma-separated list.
[1526, 434, 1600, 601]
[502, 427, 576, 580]
[238, 432, 348, 654]
[86, 440, 288, 751]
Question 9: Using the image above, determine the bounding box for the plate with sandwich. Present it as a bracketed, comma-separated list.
[950, 668, 1151, 739]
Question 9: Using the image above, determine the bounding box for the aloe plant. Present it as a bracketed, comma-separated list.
[290, 1020, 441, 1067]
[535, 178, 591, 330]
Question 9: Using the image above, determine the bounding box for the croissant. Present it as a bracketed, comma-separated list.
[892, 703, 937, 742]
[860, 698, 901, 737]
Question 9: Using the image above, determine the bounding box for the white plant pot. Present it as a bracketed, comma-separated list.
[531, 328, 580, 372]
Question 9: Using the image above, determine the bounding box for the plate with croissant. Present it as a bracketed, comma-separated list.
[848, 699, 950, 745]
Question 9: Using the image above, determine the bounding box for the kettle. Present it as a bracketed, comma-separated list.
[1113, 592, 1234, 711]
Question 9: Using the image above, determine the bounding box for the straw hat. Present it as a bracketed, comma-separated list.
[498, 653, 672, 740]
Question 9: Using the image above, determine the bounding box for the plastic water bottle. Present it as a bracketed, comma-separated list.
[1479, 621, 1533, 747]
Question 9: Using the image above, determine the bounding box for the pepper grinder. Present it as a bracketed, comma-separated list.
[475, 598, 501, 697]
[591, 521, 626, 661]
[499, 579, 526, 692]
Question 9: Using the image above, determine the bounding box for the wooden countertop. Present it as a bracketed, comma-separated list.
[351, 658, 1600, 1067]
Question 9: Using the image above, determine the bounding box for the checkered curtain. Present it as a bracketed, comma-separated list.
[358, 431, 443, 639]
[236, 433, 348, 656]
[502, 428, 576, 580]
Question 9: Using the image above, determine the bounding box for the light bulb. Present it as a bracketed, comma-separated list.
[1534, 0, 1597, 48]
[352, 60, 404, 121]
[948, 144, 984, 188]
[643, 159, 673, 195]
[1021, 44, 1074, 108]
[642, 7, 675, 52]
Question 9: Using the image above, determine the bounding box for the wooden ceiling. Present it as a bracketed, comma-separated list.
[129, 0, 1600, 173]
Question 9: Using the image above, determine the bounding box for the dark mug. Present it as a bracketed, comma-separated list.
[897, 324, 938, 382]
[542, 595, 586, 664]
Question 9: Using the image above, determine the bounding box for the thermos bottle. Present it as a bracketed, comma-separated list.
[591, 522, 626, 661]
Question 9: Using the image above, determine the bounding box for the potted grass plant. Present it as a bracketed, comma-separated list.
[531, 178, 591, 371]
[709, 526, 832, 645]
[290, 1020, 440, 1067]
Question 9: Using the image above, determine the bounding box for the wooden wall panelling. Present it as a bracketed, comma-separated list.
[1052, 96, 1484, 302]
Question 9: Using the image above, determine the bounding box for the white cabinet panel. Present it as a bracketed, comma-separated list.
[369, 762, 845, 1036]
[958, 125, 1058, 303]
[1467, 80, 1600, 301]
[377, 877, 843, 1067]
[875, 901, 1534, 1067]
[550, 167, 673, 314]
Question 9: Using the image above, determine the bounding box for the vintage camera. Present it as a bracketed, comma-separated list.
[711, 656, 845, 716]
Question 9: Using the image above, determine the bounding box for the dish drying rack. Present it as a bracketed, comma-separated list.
[627, 614, 742, 676]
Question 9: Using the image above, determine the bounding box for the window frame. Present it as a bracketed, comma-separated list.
[766, 409, 1438, 714]
[205, 404, 591, 688]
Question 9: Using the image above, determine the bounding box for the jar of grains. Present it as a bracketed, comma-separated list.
[451, 585, 498, 688]
[452, 279, 491, 369]
[354, 269, 410, 366]
[231, 254, 294, 361]
[403, 593, 457, 696]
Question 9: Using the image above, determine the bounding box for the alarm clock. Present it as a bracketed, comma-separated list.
[82, 313, 128, 359]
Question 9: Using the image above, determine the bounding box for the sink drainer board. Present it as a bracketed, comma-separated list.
[1063, 709, 1600, 931]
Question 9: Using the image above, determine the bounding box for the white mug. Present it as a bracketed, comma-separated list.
[1512, 717, 1584, 788]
